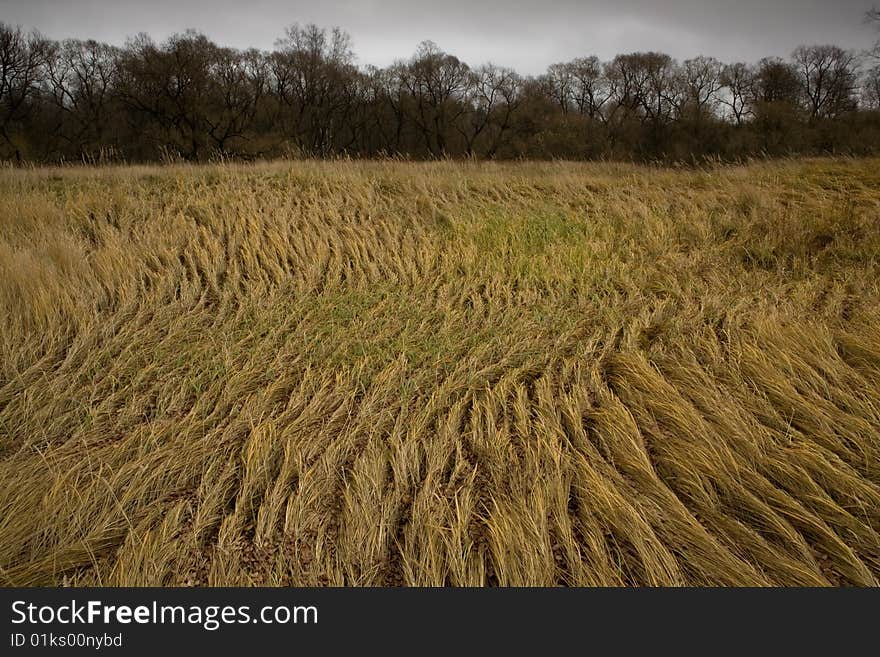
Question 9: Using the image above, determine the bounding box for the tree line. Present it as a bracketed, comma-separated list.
[2, 19, 880, 163]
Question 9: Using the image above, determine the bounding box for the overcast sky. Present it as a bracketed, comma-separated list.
[1, 0, 878, 74]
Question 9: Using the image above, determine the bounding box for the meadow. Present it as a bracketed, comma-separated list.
[1, 157, 879, 586]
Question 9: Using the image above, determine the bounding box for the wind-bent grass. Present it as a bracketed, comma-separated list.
[1, 157, 879, 586]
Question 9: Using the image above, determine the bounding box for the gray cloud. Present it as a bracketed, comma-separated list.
[1, 0, 877, 73]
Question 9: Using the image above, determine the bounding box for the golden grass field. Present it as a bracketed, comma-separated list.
[1, 158, 879, 586]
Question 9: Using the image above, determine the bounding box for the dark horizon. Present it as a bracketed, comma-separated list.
[2, 2, 880, 164]
[1, 0, 878, 74]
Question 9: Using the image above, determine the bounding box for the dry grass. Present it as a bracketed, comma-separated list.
[1, 157, 880, 586]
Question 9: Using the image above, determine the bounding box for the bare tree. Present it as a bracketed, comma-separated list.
[862, 65, 880, 109]
[271, 24, 358, 155]
[542, 62, 573, 114]
[605, 53, 650, 119]
[678, 56, 724, 120]
[752, 57, 800, 106]
[720, 62, 755, 125]
[44, 39, 120, 158]
[792, 45, 859, 120]
[568, 56, 612, 120]
[363, 64, 408, 154]
[399, 41, 470, 157]
[116, 31, 220, 159]
[640, 53, 679, 126]
[867, 8, 880, 60]
[0, 23, 49, 160]
[456, 63, 520, 157]
[604, 53, 677, 123]
[201, 47, 268, 154]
